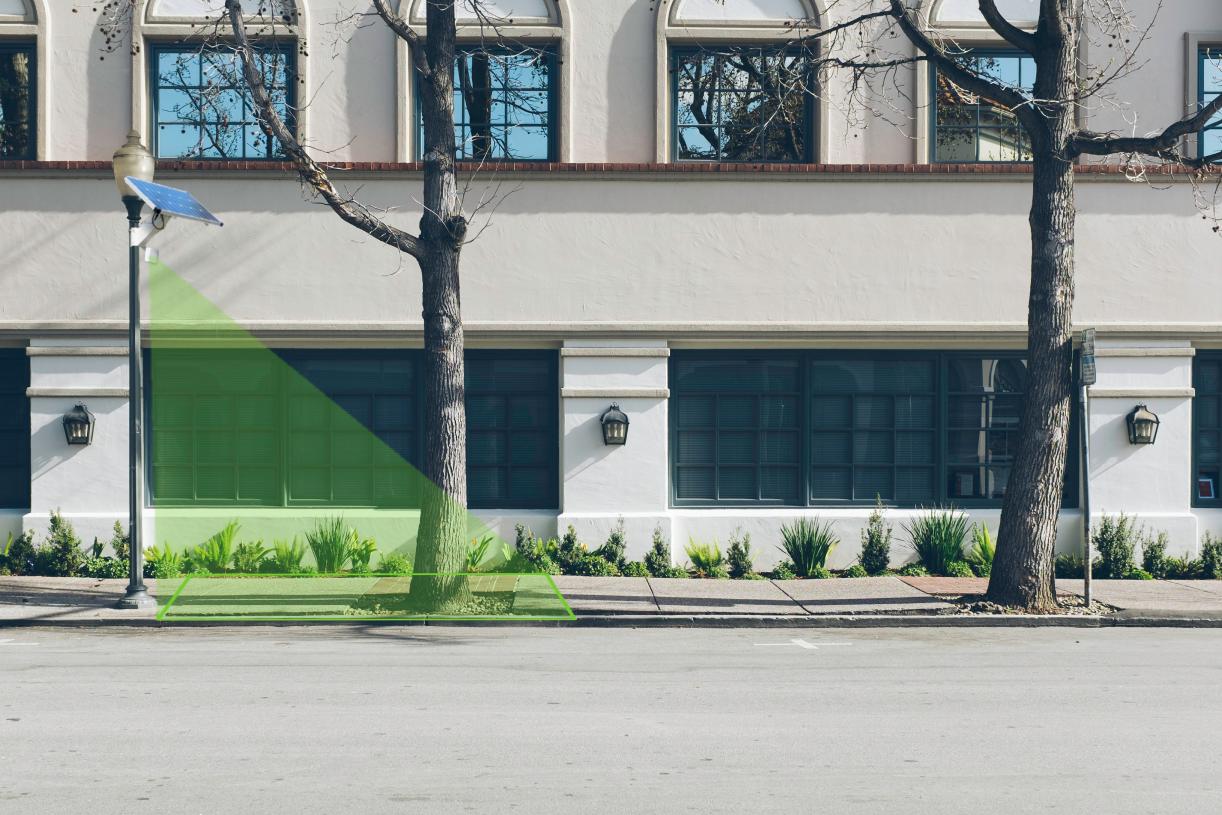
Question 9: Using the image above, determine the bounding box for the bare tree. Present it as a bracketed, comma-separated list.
[756, 0, 1222, 609]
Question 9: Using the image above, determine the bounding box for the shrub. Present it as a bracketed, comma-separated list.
[271, 538, 306, 573]
[808, 565, 832, 580]
[946, 560, 975, 578]
[966, 523, 996, 577]
[571, 555, 621, 577]
[859, 496, 893, 575]
[81, 555, 127, 579]
[897, 563, 928, 577]
[306, 516, 355, 573]
[1093, 514, 1138, 579]
[1128, 568, 1155, 580]
[108, 521, 130, 562]
[375, 553, 413, 575]
[0, 531, 36, 576]
[1141, 532, 1171, 580]
[685, 539, 729, 579]
[466, 534, 496, 573]
[593, 520, 627, 568]
[193, 520, 240, 573]
[904, 508, 968, 576]
[778, 518, 838, 578]
[644, 526, 686, 578]
[621, 561, 650, 577]
[36, 511, 85, 577]
[555, 525, 588, 574]
[1054, 553, 1085, 579]
[1166, 556, 1198, 580]
[513, 524, 559, 575]
[144, 544, 183, 579]
[232, 540, 269, 574]
[1200, 533, 1222, 580]
[771, 561, 797, 580]
[843, 563, 869, 578]
[349, 538, 378, 573]
[726, 528, 756, 579]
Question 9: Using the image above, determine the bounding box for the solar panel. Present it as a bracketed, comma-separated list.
[126, 177, 224, 227]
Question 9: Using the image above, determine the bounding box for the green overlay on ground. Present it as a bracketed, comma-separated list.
[146, 259, 570, 621]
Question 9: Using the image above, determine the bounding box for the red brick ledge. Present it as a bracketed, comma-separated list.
[0, 159, 1204, 175]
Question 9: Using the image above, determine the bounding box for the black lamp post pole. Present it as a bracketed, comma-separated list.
[117, 195, 153, 609]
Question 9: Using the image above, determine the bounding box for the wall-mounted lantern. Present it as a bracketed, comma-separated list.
[600, 403, 629, 446]
[63, 403, 96, 446]
[1126, 404, 1160, 446]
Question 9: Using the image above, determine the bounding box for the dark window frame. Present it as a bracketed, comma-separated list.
[0, 39, 37, 161]
[669, 43, 817, 164]
[145, 349, 559, 511]
[148, 40, 297, 161]
[669, 349, 1079, 509]
[414, 43, 559, 162]
[0, 349, 30, 510]
[930, 47, 1034, 164]
[1193, 351, 1221, 508]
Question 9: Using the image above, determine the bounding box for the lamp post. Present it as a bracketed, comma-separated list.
[113, 130, 155, 609]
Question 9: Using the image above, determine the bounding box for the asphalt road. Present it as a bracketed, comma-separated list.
[2, 626, 1220, 814]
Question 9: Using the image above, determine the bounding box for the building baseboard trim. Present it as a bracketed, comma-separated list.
[562, 388, 670, 399]
[26, 387, 129, 398]
[1093, 348, 1197, 357]
[26, 347, 128, 357]
[561, 348, 671, 357]
[1087, 387, 1195, 398]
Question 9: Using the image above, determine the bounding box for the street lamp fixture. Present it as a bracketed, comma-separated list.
[1126, 404, 1160, 445]
[113, 129, 156, 221]
[600, 403, 629, 446]
[62, 404, 95, 446]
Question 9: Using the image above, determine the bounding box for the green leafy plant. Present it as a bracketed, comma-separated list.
[946, 560, 975, 578]
[571, 555, 620, 576]
[966, 523, 997, 577]
[593, 520, 627, 569]
[644, 526, 686, 578]
[513, 524, 559, 575]
[621, 561, 650, 577]
[0, 531, 35, 576]
[35, 511, 85, 577]
[375, 553, 413, 575]
[144, 544, 183, 579]
[555, 525, 588, 574]
[897, 563, 928, 577]
[726, 528, 756, 579]
[349, 538, 378, 573]
[108, 521, 130, 562]
[232, 540, 269, 574]
[1093, 514, 1138, 579]
[192, 520, 240, 573]
[771, 561, 797, 580]
[904, 508, 969, 576]
[1054, 553, 1085, 579]
[306, 516, 355, 574]
[1166, 556, 1199, 580]
[685, 539, 729, 579]
[90, 538, 104, 559]
[843, 563, 868, 578]
[466, 534, 496, 573]
[1200, 533, 1222, 580]
[778, 517, 838, 578]
[859, 496, 893, 575]
[1141, 532, 1171, 580]
[271, 538, 306, 573]
[81, 555, 127, 579]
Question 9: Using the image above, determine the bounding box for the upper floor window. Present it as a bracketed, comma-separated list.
[150, 42, 294, 160]
[418, 46, 556, 162]
[0, 41, 34, 160]
[1200, 47, 1222, 161]
[933, 49, 1034, 163]
[1194, 353, 1221, 506]
[671, 45, 813, 163]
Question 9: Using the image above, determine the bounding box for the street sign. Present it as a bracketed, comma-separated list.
[125, 177, 224, 227]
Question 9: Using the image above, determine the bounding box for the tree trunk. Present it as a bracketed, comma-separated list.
[410, 0, 471, 610]
[988, 18, 1078, 612]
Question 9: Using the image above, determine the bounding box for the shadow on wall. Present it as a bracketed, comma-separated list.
[562, 412, 617, 482]
[30, 411, 89, 480]
[605, 0, 657, 162]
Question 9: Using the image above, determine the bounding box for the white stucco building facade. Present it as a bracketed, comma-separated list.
[1, 0, 1220, 567]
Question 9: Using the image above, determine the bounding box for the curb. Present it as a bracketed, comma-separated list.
[6, 613, 1222, 629]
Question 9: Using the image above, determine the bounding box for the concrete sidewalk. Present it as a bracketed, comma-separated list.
[6, 574, 1222, 626]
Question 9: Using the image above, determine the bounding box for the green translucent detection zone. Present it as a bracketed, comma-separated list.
[146, 259, 571, 621]
[156, 574, 574, 621]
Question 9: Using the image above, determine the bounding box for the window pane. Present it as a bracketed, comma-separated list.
[0, 351, 30, 508]
[0, 44, 36, 159]
[1196, 353, 1222, 503]
[152, 43, 294, 159]
[934, 50, 1032, 163]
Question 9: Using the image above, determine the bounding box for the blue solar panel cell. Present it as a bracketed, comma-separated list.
[126, 177, 224, 227]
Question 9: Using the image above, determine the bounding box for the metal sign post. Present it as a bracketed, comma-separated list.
[1079, 329, 1097, 608]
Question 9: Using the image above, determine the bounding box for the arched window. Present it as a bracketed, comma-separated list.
[658, 0, 822, 163]
[138, 0, 305, 160]
[0, 0, 41, 160]
[917, 0, 1035, 163]
[399, 0, 568, 162]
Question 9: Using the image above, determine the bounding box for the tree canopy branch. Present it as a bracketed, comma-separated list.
[977, 0, 1038, 54]
[1071, 91, 1222, 165]
[371, 0, 431, 77]
[223, 0, 423, 259]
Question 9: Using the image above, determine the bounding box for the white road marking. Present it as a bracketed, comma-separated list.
[0, 640, 38, 646]
[753, 638, 852, 650]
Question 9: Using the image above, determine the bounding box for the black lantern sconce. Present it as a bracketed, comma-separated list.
[600, 403, 629, 446]
[63, 403, 96, 446]
[1126, 404, 1160, 446]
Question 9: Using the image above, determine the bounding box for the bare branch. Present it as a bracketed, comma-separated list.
[370, 0, 431, 77]
[222, 0, 423, 259]
[1071, 90, 1222, 164]
[977, 0, 1038, 54]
